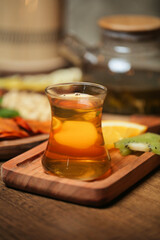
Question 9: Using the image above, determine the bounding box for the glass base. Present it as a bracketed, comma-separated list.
[42, 156, 111, 181]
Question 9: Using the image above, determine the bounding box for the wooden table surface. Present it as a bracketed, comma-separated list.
[0, 161, 160, 240]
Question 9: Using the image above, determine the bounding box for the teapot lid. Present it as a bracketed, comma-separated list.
[98, 15, 160, 32]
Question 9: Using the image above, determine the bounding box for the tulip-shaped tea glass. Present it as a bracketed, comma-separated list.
[42, 82, 110, 180]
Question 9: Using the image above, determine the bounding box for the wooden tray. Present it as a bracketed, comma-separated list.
[1, 142, 159, 207]
[0, 134, 49, 160]
[1, 115, 160, 207]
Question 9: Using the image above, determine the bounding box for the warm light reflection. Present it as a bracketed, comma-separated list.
[84, 52, 98, 64]
[25, 0, 38, 11]
[114, 46, 131, 54]
[108, 58, 131, 73]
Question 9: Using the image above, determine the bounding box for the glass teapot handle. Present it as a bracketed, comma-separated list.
[60, 35, 100, 67]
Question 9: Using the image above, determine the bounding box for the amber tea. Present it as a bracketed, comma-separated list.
[42, 83, 110, 181]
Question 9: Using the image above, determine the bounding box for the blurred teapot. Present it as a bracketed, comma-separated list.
[60, 15, 160, 114]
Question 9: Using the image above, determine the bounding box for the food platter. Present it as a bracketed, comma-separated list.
[0, 115, 50, 160]
[0, 133, 49, 160]
[1, 114, 159, 161]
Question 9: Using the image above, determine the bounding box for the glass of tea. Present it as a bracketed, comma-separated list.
[42, 82, 111, 181]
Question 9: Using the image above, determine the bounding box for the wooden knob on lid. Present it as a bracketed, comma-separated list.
[98, 15, 160, 32]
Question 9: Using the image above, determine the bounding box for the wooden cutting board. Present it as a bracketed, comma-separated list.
[1, 115, 160, 207]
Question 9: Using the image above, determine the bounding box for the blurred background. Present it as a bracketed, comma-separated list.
[0, 0, 159, 119]
[66, 0, 160, 44]
[0, 0, 159, 72]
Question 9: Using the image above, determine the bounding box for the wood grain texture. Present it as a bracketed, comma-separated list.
[1, 115, 160, 207]
[0, 161, 160, 240]
[1, 140, 160, 207]
[0, 114, 160, 239]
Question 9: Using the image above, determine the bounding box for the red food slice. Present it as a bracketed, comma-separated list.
[25, 120, 51, 134]
[0, 117, 29, 140]
[14, 117, 32, 132]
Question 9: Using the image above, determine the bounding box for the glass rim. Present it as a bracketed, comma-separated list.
[45, 82, 107, 99]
